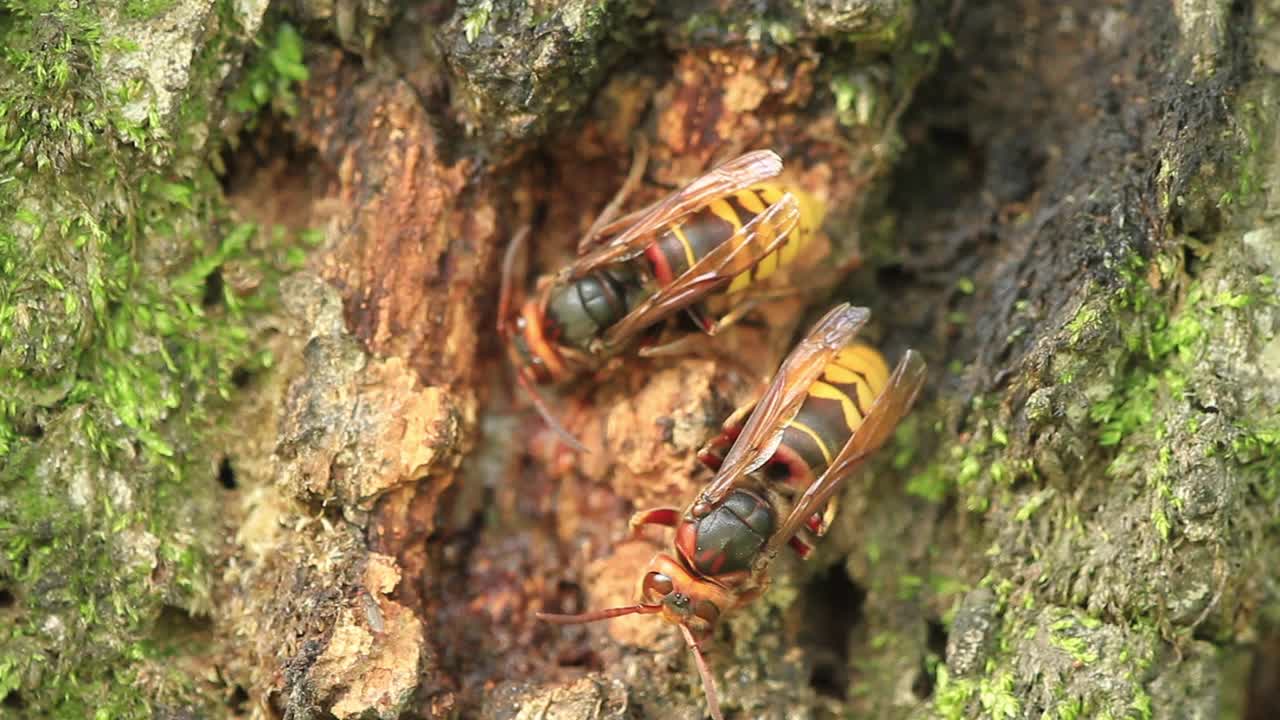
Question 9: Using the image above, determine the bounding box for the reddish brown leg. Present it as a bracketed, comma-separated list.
[697, 444, 728, 471]
[801, 492, 841, 538]
[628, 507, 681, 539]
[788, 535, 814, 559]
[805, 514, 823, 535]
[577, 136, 650, 254]
[696, 408, 751, 471]
[496, 226, 530, 338]
[697, 425, 741, 471]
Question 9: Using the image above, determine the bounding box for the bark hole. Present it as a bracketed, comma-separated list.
[1246, 632, 1280, 720]
[2, 691, 25, 711]
[801, 566, 866, 699]
[201, 267, 224, 308]
[230, 366, 253, 388]
[219, 116, 327, 195]
[912, 618, 949, 699]
[13, 419, 43, 440]
[217, 457, 237, 490]
[227, 685, 249, 713]
[219, 114, 337, 261]
[153, 604, 214, 640]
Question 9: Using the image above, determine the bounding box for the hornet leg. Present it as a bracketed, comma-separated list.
[577, 136, 651, 253]
[627, 507, 681, 540]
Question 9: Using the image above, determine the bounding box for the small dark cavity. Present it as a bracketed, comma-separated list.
[231, 365, 253, 388]
[984, 134, 1041, 205]
[228, 685, 249, 712]
[202, 267, 225, 307]
[1191, 396, 1221, 415]
[218, 457, 237, 490]
[555, 646, 602, 669]
[436, 248, 452, 279]
[926, 618, 948, 656]
[153, 604, 214, 644]
[15, 420, 42, 440]
[913, 618, 950, 699]
[802, 567, 866, 699]
[2, 691, 25, 710]
[1246, 630, 1280, 720]
[928, 124, 977, 156]
[0, 587, 14, 608]
[875, 263, 916, 292]
[546, 580, 584, 616]
[810, 662, 843, 699]
[1008, 468, 1036, 492]
[218, 116, 301, 193]
[1183, 244, 1202, 278]
[319, 498, 346, 525]
[656, 416, 675, 444]
[887, 120, 984, 218]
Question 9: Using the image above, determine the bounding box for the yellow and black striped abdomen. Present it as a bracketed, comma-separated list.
[643, 184, 816, 291]
[773, 342, 892, 485]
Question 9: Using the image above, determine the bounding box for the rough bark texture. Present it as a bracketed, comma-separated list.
[1, 0, 1278, 719]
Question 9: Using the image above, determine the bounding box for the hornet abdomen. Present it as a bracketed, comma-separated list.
[644, 184, 821, 295]
[771, 342, 892, 486]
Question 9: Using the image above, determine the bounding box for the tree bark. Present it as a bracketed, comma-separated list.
[1, 0, 1277, 719]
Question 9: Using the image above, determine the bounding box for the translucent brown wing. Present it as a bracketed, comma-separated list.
[695, 304, 872, 507]
[556, 150, 784, 282]
[576, 203, 652, 255]
[596, 193, 801, 351]
[762, 349, 928, 561]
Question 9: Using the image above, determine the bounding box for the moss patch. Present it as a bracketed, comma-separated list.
[0, 2, 309, 714]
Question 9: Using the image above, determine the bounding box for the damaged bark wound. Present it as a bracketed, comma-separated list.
[226, 12, 904, 715]
[296, 50, 497, 391]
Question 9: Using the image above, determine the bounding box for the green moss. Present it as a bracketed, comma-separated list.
[933, 666, 976, 720]
[1013, 488, 1053, 522]
[124, 0, 180, 21]
[831, 74, 879, 127]
[1233, 427, 1280, 487]
[0, 2, 310, 714]
[1048, 615, 1101, 665]
[0, 0, 110, 162]
[903, 412, 1025, 512]
[929, 604, 1162, 719]
[934, 666, 1022, 720]
[227, 22, 309, 118]
[1066, 302, 1103, 343]
[911, 245, 1266, 714]
[1129, 689, 1153, 720]
[977, 671, 1020, 719]
[680, 8, 796, 46]
[839, 9, 911, 47]
[463, 0, 494, 43]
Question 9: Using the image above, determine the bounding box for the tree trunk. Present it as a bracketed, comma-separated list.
[1, 0, 1277, 719]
